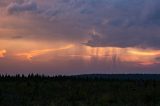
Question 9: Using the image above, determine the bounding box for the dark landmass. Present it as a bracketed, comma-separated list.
[74, 74, 160, 80]
[0, 74, 160, 106]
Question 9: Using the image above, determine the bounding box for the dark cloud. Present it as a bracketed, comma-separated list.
[155, 57, 160, 62]
[79, 0, 160, 49]
[2, 0, 160, 49]
[11, 35, 23, 39]
[7, 0, 37, 14]
[84, 27, 160, 49]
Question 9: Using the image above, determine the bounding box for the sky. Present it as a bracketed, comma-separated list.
[0, 0, 160, 75]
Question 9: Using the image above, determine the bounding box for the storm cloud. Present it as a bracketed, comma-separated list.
[1, 0, 160, 49]
[7, 0, 37, 14]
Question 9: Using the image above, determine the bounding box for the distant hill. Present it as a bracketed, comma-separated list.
[72, 74, 160, 80]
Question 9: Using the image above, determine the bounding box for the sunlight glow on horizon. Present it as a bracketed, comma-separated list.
[128, 49, 160, 56]
[16, 44, 74, 60]
[0, 50, 6, 58]
[0, 39, 160, 66]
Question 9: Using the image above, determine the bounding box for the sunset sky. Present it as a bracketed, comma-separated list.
[0, 0, 160, 75]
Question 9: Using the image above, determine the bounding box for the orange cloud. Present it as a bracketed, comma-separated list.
[120, 48, 160, 65]
[16, 45, 74, 60]
[127, 49, 160, 56]
[0, 50, 6, 58]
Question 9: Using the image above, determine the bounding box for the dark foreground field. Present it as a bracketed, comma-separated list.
[0, 74, 160, 106]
